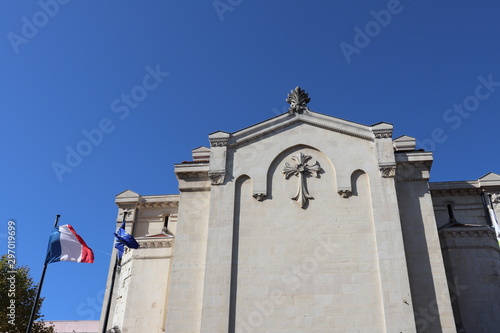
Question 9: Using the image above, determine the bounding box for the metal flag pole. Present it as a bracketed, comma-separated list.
[101, 211, 127, 333]
[26, 214, 60, 333]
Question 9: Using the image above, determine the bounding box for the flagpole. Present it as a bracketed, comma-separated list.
[488, 194, 499, 224]
[102, 211, 126, 333]
[26, 214, 60, 333]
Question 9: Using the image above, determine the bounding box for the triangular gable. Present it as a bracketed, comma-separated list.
[192, 146, 210, 161]
[220, 111, 378, 149]
[116, 189, 141, 204]
[478, 172, 500, 187]
[393, 135, 416, 151]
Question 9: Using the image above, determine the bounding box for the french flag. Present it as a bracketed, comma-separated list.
[45, 224, 94, 264]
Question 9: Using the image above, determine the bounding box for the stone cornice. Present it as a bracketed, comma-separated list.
[116, 194, 179, 210]
[176, 171, 209, 180]
[395, 178, 429, 183]
[175, 162, 210, 181]
[136, 238, 174, 248]
[374, 132, 392, 139]
[371, 122, 393, 139]
[120, 255, 172, 266]
[439, 227, 496, 240]
[137, 201, 178, 208]
[431, 188, 482, 196]
[179, 187, 211, 192]
[208, 131, 230, 147]
[441, 245, 500, 253]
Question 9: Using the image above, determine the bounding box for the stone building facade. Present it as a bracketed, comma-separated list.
[99, 88, 500, 333]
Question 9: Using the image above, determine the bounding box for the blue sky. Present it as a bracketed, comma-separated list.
[1, 0, 500, 322]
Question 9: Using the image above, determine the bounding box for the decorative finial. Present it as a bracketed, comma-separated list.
[286, 87, 310, 115]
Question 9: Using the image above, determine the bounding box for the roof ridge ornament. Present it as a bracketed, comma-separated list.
[286, 86, 310, 115]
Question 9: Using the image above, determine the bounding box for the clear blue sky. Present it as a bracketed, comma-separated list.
[1, 0, 499, 321]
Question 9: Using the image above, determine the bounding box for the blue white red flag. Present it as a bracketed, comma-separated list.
[45, 224, 94, 264]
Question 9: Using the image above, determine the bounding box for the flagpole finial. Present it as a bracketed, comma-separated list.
[54, 215, 61, 228]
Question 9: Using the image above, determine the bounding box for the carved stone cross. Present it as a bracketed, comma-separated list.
[282, 152, 321, 208]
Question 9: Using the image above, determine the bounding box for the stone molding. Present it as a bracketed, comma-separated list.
[137, 202, 178, 209]
[209, 131, 230, 147]
[179, 187, 211, 192]
[374, 132, 392, 139]
[176, 171, 208, 179]
[439, 228, 496, 240]
[441, 245, 500, 253]
[229, 117, 374, 149]
[393, 135, 416, 151]
[121, 255, 172, 266]
[395, 178, 429, 183]
[210, 140, 229, 147]
[371, 122, 393, 140]
[431, 188, 482, 196]
[138, 239, 173, 248]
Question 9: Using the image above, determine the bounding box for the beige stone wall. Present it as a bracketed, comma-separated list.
[195, 116, 417, 332]
[100, 193, 178, 333]
[113, 243, 172, 333]
[439, 227, 500, 333]
[231, 149, 385, 331]
[165, 190, 211, 332]
[432, 193, 487, 228]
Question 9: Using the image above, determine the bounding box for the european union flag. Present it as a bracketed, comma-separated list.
[114, 221, 139, 259]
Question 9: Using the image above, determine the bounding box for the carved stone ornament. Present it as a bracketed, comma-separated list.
[210, 140, 228, 147]
[337, 189, 352, 198]
[282, 152, 321, 208]
[253, 193, 267, 201]
[208, 172, 225, 185]
[286, 87, 310, 115]
[379, 166, 396, 178]
[374, 132, 392, 139]
[491, 193, 500, 205]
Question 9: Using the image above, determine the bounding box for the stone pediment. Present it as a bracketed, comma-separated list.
[478, 172, 500, 188]
[191, 146, 210, 161]
[393, 135, 416, 151]
[116, 189, 141, 202]
[224, 111, 379, 149]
